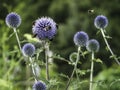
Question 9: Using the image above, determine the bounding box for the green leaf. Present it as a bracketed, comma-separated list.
[94, 58, 103, 64]
[105, 36, 112, 39]
[81, 51, 89, 58]
[24, 33, 39, 42]
[105, 46, 109, 51]
[77, 69, 90, 76]
[96, 30, 101, 35]
[109, 55, 117, 59]
[59, 73, 69, 79]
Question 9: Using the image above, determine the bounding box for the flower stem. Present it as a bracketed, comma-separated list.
[29, 57, 38, 81]
[65, 46, 81, 90]
[13, 28, 22, 52]
[89, 52, 94, 90]
[45, 42, 50, 81]
[100, 29, 120, 65]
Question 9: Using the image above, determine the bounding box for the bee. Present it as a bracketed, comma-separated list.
[44, 25, 51, 31]
[88, 9, 94, 14]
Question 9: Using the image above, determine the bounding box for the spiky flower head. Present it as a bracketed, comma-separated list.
[73, 31, 89, 47]
[94, 15, 108, 29]
[32, 17, 57, 40]
[22, 43, 35, 57]
[5, 12, 21, 28]
[86, 39, 100, 52]
[33, 81, 46, 90]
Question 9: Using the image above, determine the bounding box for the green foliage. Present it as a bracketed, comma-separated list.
[93, 66, 120, 90]
[0, 0, 120, 90]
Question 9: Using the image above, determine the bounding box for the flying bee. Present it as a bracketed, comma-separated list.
[88, 9, 94, 14]
[44, 25, 51, 31]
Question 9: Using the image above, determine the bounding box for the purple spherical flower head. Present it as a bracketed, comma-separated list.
[86, 39, 100, 52]
[33, 81, 46, 90]
[32, 17, 57, 40]
[22, 43, 35, 57]
[73, 31, 89, 47]
[94, 15, 108, 29]
[5, 12, 21, 28]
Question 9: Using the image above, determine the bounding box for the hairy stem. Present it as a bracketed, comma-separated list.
[100, 29, 120, 65]
[45, 42, 50, 81]
[89, 52, 94, 90]
[13, 28, 22, 52]
[29, 57, 38, 81]
[65, 47, 81, 90]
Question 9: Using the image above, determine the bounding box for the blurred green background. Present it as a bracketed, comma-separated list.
[0, 0, 120, 90]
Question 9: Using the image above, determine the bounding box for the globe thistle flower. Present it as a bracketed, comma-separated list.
[5, 12, 21, 28]
[32, 17, 57, 40]
[33, 81, 46, 90]
[73, 31, 89, 47]
[86, 39, 100, 52]
[94, 15, 108, 29]
[22, 43, 35, 57]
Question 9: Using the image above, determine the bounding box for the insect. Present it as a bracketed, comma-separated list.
[44, 25, 51, 31]
[88, 9, 94, 14]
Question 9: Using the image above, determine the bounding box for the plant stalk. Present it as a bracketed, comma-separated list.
[89, 52, 94, 90]
[45, 42, 50, 81]
[13, 28, 22, 52]
[29, 57, 38, 81]
[65, 46, 81, 90]
[100, 29, 120, 65]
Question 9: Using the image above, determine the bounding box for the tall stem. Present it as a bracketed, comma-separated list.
[45, 42, 50, 81]
[100, 29, 120, 65]
[13, 28, 22, 52]
[89, 52, 94, 90]
[65, 47, 81, 90]
[29, 57, 38, 81]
